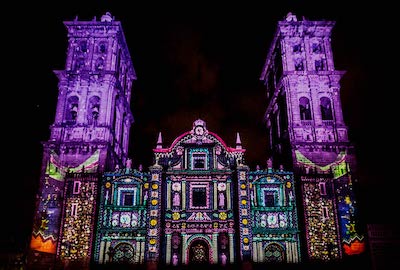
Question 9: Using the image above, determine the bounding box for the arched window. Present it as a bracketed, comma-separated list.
[66, 96, 79, 124]
[79, 41, 88, 53]
[320, 97, 333, 120]
[299, 97, 312, 120]
[315, 59, 325, 71]
[95, 57, 104, 70]
[311, 43, 322, 53]
[293, 44, 302, 53]
[74, 57, 85, 70]
[294, 58, 304, 71]
[99, 42, 107, 54]
[88, 96, 100, 125]
[264, 243, 285, 263]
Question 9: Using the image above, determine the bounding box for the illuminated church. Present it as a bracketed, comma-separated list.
[28, 12, 365, 268]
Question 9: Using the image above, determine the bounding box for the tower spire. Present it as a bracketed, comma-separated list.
[235, 132, 242, 149]
[156, 132, 163, 149]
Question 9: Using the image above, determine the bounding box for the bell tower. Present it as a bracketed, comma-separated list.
[28, 12, 136, 267]
[260, 13, 365, 262]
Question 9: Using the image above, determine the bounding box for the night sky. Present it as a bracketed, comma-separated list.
[3, 1, 397, 254]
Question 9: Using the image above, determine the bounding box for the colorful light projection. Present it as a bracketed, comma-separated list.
[302, 181, 340, 260]
[30, 231, 57, 254]
[154, 119, 245, 265]
[94, 170, 149, 264]
[31, 150, 100, 254]
[68, 150, 100, 173]
[237, 168, 252, 261]
[337, 180, 365, 255]
[249, 171, 301, 263]
[59, 180, 97, 262]
[46, 151, 65, 181]
[31, 151, 64, 254]
[295, 150, 346, 176]
[146, 169, 162, 262]
[297, 150, 365, 259]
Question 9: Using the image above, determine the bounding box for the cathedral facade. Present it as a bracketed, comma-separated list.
[28, 12, 365, 268]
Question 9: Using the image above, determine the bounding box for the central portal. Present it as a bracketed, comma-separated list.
[189, 239, 210, 264]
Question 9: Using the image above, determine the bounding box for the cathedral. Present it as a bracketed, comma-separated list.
[28, 12, 366, 268]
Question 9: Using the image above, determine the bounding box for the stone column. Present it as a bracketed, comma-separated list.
[227, 182, 231, 209]
[141, 241, 145, 263]
[258, 242, 263, 262]
[212, 233, 218, 263]
[182, 234, 188, 264]
[99, 240, 105, 263]
[104, 241, 111, 263]
[166, 234, 171, 264]
[182, 180, 186, 210]
[136, 241, 141, 263]
[229, 233, 234, 263]
[167, 182, 171, 209]
[213, 181, 217, 210]
[286, 241, 292, 262]
[252, 241, 258, 262]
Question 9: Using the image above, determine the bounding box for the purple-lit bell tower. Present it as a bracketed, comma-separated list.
[28, 12, 135, 268]
[260, 12, 365, 262]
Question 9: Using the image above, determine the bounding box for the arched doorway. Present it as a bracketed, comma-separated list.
[218, 233, 229, 265]
[189, 239, 210, 264]
[264, 243, 285, 263]
[111, 242, 135, 264]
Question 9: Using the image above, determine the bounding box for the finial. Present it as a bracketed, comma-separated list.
[267, 158, 273, 169]
[101, 12, 113, 22]
[126, 158, 132, 169]
[156, 132, 163, 149]
[235, 132, 242, 149]
[285, 12, 297, 22]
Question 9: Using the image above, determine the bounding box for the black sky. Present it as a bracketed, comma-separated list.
[4, 1, 397, 253]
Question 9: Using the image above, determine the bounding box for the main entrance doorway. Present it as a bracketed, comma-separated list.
[188, 239, 209, 264]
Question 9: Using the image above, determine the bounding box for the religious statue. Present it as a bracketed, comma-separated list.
[221, 253, 227, 266]
[126, 158, 132, 169]
[173, 192, 180, 207]
[267, 158, 273, 169]
[219, 192, 225, 208]
[172, 253, 178, 266]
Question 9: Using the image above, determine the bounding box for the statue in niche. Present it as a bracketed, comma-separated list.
[126, 158, 132, 169]
[173, 192, 180, 207]
[172, 234, 181, 248]
[221, 253, 227, 266]
[267, 158, 273, 169]
[219, 192, 225, 208]
[172, 253, 179, 266]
